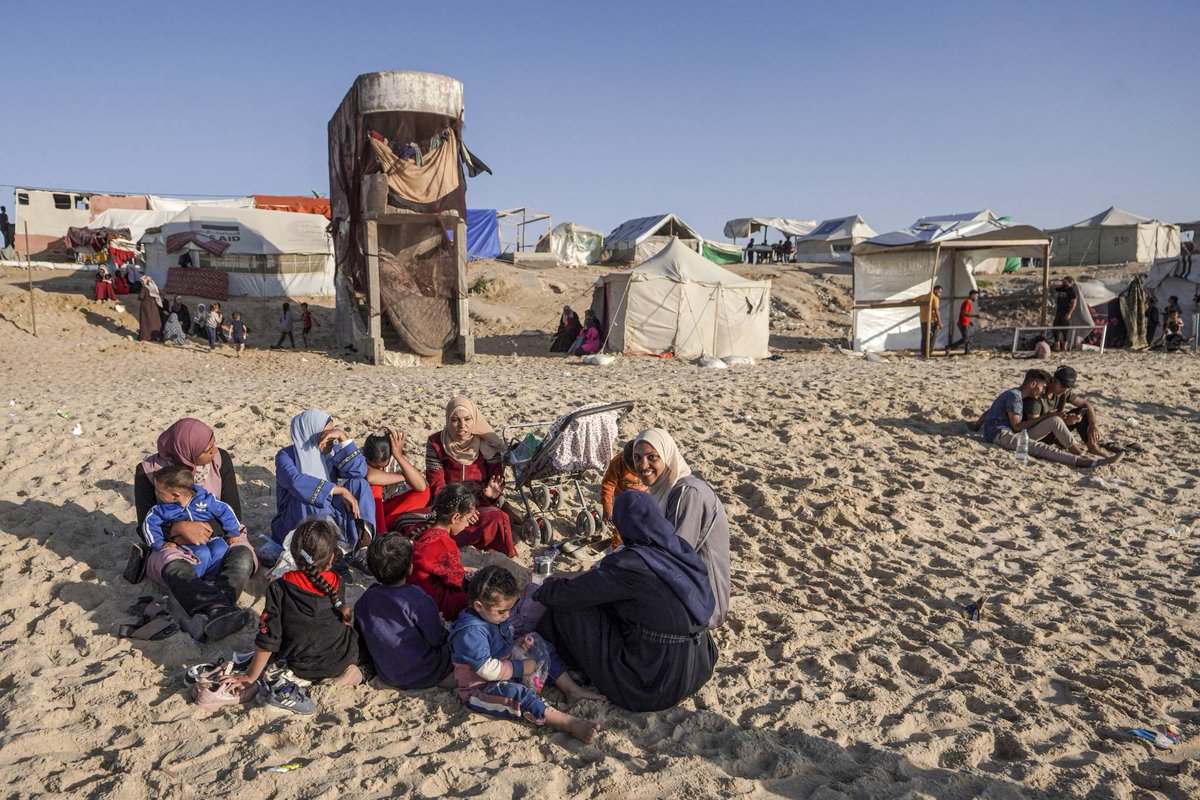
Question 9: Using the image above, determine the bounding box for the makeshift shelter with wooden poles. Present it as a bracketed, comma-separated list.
[851, 213, 1051, 352]
[328, 71, 491, 364]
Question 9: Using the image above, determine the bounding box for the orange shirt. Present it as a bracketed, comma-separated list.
[600, 452, 646, 519]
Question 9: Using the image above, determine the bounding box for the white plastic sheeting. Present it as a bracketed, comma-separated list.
[142, 206, 334, 297]
[147, 195, 254, 213]
[723, 217, 817, 239]
[592, 239, 770, 360]
[852, 223, 1049, 352]
[536, 221, 605, 266]
[84, 208, 177, 243]
[793, 215, 876, 263]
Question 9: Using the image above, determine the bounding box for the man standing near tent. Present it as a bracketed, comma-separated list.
[0, 206, 9, 249]
[920, 285, 943, 359]
[948, 289, 979, 355]
[1053, 277, 1077, 351]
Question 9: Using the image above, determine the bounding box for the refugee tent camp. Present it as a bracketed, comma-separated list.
[793, 215, 876, 263]
[1147, 254, 1200, 339]
[852, 214, 1050, 352]
[604, 213, 703, 263]
[591, 238, 771, 360]
[1049, 207, 1179, 266]
[142, 206, 335, 296]
[535, 221, 605, 266]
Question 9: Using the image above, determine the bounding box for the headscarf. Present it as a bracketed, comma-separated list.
[633, 428, 692, 512]
[290, 409, 332, 480]
[141, 418, 222, 496]
[163, 313, 185, 344]
[440, 396, 502, 464]
[141, 274, 163, 304]
[611, 491, 715, 627]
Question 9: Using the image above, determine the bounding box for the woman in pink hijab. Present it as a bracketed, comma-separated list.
[133, 418, 256, 641]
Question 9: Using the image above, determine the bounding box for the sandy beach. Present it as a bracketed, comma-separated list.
[0, 264, 1198, 799]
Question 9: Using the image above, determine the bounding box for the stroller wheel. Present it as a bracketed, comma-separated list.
[574, 509, 596, 538]
[536, 515, 553, 545]
[532, 485, 551, 512]
[549, 488, 562, 510]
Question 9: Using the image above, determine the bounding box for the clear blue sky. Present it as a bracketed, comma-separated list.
[4, 0, 1197, 238]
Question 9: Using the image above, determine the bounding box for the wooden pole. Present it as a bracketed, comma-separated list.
[23, 221, 36, 336]
[1040, 242, 1050, 326]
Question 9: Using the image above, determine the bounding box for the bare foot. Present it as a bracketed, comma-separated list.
[334, 664, 363, 686]
[546, 707, 599, 743]
[562, 684, 605, 706]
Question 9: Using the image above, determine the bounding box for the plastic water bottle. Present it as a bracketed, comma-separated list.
[1015, 429, 1030, 465]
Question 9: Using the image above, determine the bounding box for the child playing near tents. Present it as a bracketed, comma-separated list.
[221, 516, 362, 715]
[408, 484, 475, 621]
[205, 302, 224, 350]
[364, 427, 430, 532]
[355, 533, 454, 690]
[600, 440, 646, 548]
[301, 302, 317, 348]
[448, 564, 601, 742]
[229, 311, 249, 356]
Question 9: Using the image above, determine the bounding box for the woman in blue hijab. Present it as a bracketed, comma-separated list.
[533, 491, 718, 712]
[270, 409, 376, 548]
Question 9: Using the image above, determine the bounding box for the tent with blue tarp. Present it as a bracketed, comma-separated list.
[466, 209, 501, 260]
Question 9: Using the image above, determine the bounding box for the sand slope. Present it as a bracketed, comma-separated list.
[0, 267, 1198, 799]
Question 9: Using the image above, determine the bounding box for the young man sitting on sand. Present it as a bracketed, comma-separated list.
[1021, 365, 1106, 457]
[976, 369, 1120, 469]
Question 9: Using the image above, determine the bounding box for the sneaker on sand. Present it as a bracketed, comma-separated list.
[1087, 452, 1124, 469]
[259, 675, 317, 716]
[183, 650, 255, 687]
[192, 662, 257, 709]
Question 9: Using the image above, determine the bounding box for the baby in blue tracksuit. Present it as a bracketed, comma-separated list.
[141, 464, 243, 579]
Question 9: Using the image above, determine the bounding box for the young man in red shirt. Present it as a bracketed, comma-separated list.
[948, 289, 979, 354]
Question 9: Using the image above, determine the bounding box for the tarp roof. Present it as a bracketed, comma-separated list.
[860, 210, 1017, 248]
[797, 215, 876, 242]
[147, 195, 254, 213]
[605, 213, 701, 248]
[1055, 206, 1155, 229]
[723, 217, 817, 239]
[854, 224, 1049, 255]
[143, 206, 332, 255]
[84, 208, 177, 243]
[625, 239, 761, 286]
[252, 195, 332, 219]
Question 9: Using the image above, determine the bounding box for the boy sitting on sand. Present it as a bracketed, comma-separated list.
[355, 534, 454, 690]
[977, 369, 1120, 469]
[448, 565, 601, 742]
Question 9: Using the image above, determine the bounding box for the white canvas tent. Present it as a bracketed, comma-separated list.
[1049, 207, 1179, 266]
[535, 221, 605, 266]
[1147, 254, 1199, 339]
[142, 206, 335, 296]
[591, 239, 771, 360]
[723, 217, 817, 240]
[852, 221, 1051, 352]
[605, 213, 703, 263]
[793, 215, 876, 263]
[147, 195, 254, 213]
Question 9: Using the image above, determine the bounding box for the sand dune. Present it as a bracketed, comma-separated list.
[0, 266, 1198, 798]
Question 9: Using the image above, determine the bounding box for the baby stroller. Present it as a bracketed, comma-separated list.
[503, 400, 635, 546]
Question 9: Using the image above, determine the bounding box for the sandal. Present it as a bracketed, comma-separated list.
[119, 611, 178, 641]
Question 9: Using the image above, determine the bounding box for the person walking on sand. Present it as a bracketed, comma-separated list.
[272, 302, 297, 349]
[300, 302, 317, 349]
[947, 289, 978, 355]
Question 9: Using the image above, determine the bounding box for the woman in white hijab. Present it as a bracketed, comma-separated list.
[271, 408, 377, 549]
[633, 428, 730, 629]
[424, 396, 515, 556]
